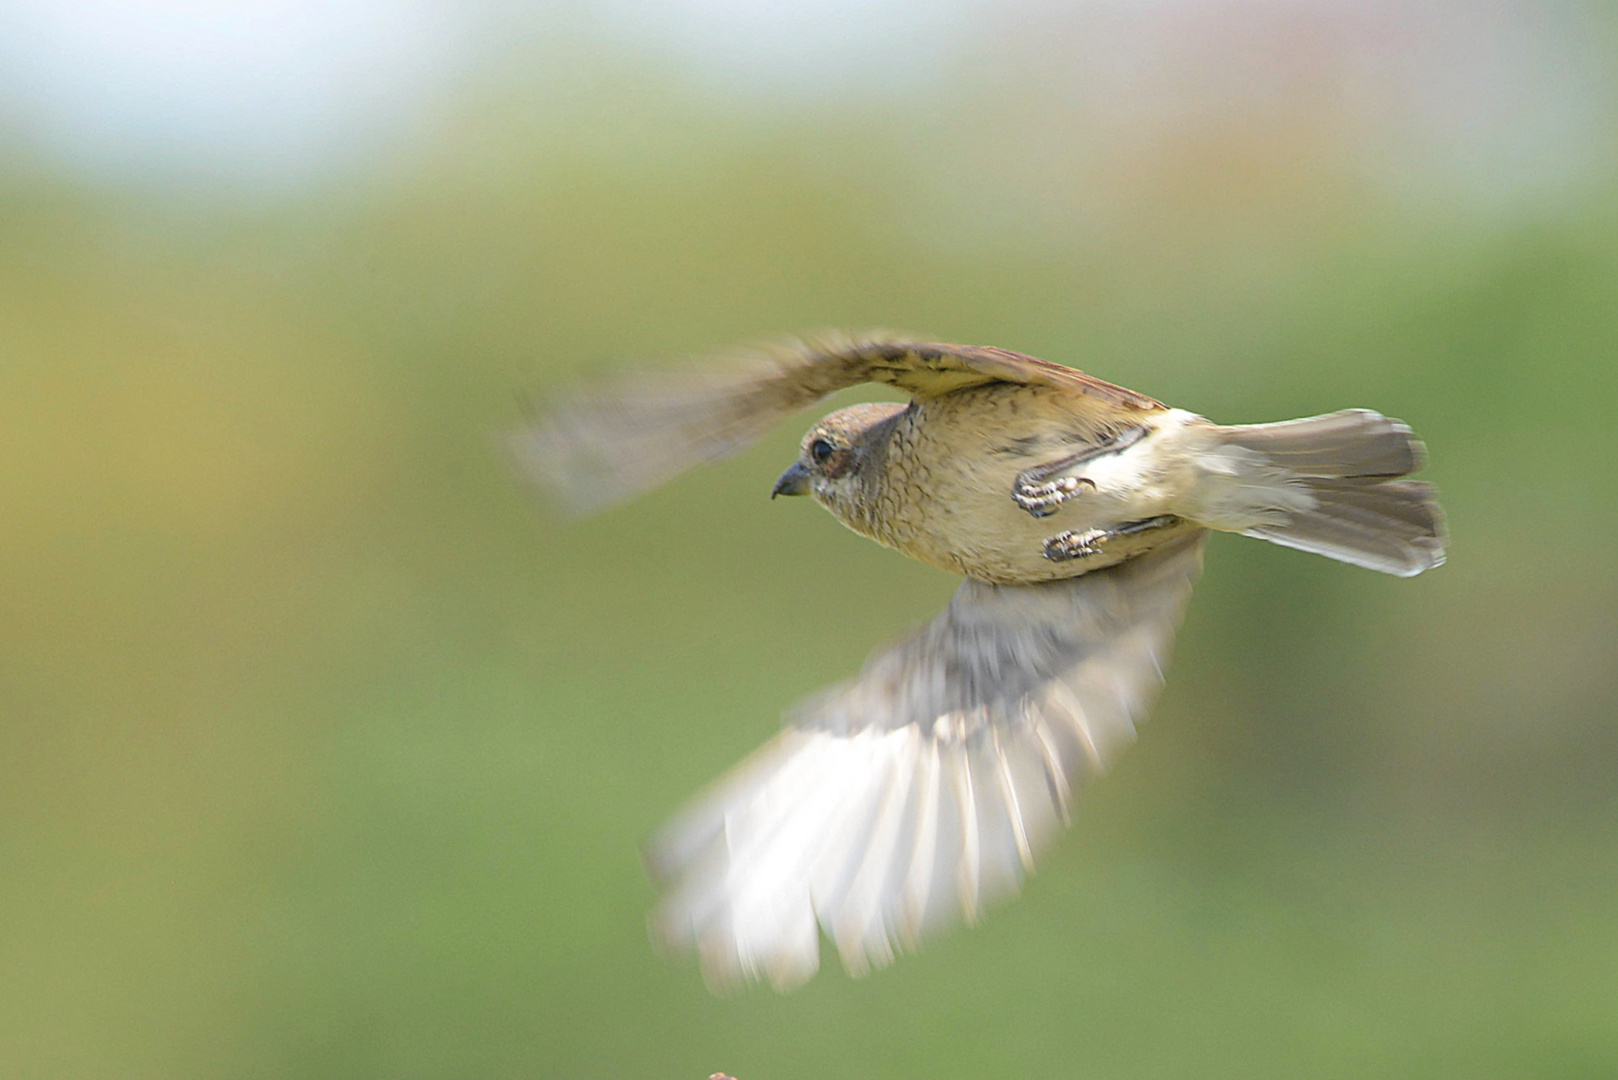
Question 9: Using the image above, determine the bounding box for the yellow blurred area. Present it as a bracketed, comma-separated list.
[1, 3, 1616, 1078]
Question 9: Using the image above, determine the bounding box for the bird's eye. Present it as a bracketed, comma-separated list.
[809, 438, 835, 465]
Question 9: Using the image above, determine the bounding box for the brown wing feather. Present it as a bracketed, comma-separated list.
[866, 341, 1164, 411]
[510, 330, 1162, 514]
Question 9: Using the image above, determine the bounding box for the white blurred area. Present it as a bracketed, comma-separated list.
[0, 0, 472, 187]
[0, 0, 1609, 208]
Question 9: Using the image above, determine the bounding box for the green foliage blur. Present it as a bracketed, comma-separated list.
[2, 9, 1617, 1079]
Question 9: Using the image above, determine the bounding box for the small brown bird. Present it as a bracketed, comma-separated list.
[513, 332, 1445, 991]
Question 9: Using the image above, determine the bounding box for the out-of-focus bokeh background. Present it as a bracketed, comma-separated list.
[2, 1, 1616, 1077]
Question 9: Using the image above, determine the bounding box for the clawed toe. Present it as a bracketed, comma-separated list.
[1008, 430, 1151, 520]
[1043, 528, 1105, 562]
[1013, 476, 1094, 518]
[1042, 515, 1182, 563]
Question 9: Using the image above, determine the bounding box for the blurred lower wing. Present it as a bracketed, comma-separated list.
[644, 530, 1207, 991]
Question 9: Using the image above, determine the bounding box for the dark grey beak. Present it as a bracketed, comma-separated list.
[771, 461, 811, 499]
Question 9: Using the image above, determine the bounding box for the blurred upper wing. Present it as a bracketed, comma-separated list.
[645, 530, 1207, 991]
[508, 331, 1164, 514]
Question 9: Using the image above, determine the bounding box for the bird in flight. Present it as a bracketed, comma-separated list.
[512, 331, 1445, 991]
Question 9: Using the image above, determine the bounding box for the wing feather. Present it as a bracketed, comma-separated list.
[510, 331, 1163, 513]
[645, 530, 1206, 990]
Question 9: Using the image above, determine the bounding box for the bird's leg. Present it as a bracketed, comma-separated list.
[1043, 515, 1180, 563]
[1011, 425, 1151, 518]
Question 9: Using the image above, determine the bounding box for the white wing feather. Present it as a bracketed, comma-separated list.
[645, 531, 1206, 991]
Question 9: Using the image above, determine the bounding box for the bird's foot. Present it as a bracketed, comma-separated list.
[1013, 475, 1095, 518]
[1042, 515, 1181, 563]
[1042, 528, 1106, 562]
[1010, 425, 1150, 519]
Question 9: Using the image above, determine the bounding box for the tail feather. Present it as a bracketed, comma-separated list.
[1211, 410, 1446, 578]
[1217, 408, 1424, 478]
[1244, 479, 1446, 578]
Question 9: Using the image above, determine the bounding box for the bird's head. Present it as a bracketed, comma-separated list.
[771, 401, 907, 528]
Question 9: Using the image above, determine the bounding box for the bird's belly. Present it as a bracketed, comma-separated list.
[893, 441, 1192, 585]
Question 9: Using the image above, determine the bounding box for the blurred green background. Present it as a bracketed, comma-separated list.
[2, 3, 1617, 1077]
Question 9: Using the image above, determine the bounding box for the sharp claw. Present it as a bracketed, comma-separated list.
[1012, 476, 1095, 518]
[1011, 427, 1150, 520]
[1044, 515, 1181, 562]
[1043, 529, 1105, 562]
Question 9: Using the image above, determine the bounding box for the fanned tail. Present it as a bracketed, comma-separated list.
[1213, 409, 1446, 577]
